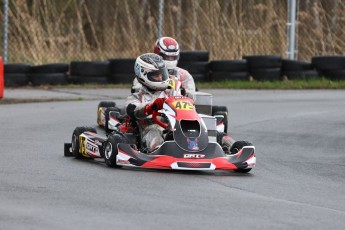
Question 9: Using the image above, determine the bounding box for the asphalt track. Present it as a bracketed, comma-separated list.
[1, 89, 345, 229]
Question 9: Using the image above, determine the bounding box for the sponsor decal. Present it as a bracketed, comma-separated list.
[186, 138, 199, 151]
[183, 154, 205, 159]
[86, 142, 98, 153]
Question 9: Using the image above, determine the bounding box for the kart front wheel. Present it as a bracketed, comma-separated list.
[230, 141, 253, 173]
[104, 135, 122, 168]
[71, 126, 97, 159]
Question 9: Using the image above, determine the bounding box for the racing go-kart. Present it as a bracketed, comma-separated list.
[64, 80, 256, 173]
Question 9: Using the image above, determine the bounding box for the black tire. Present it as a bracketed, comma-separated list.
[210, 71, 250, 81]
[4, 64, 31, 74]
[212, 105, 228, 115]
[210, 60, 248, 72]
[178, 61, 209, 74]
[71, 126, 97, 159]
[216, 132, 227, 145]
[108, 58, 136, 74]
[31, 63, 69, 74]
[191, 73, 209, 82]
[250, 68, 282, 81]
[108, 73, 135, 84]
[324, 69, 345, 80]
[284, 70, 320, 80]
[243, 55, 282, 69]
[104, 134, 125, 167]
[70, 61, 109, 76]
[230, 141, 253, 173]
[311, 56, 345, 72]
[105, 107, 121, 133]
[29, 73, 68, 86]
[97, 101, 116, 126]
[4, 73, 29, 86]
[214, 111, 228, 134]
[213, 105, 229, 134]
[179, 51, 209, 62]
[282, 59, 313, 71]
[68, 75, 109, 84]
[98, 101, 116, 108]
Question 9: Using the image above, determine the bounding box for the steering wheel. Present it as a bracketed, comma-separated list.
[152, 111, 168, 129]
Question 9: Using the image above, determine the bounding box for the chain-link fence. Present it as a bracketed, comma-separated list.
[0, 0, 345, 64]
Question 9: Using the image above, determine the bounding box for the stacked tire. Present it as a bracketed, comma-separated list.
[178, 51, 209, 82]
[243, 55, 282, 81]
[311, 56, 345, 80]
[108, 59, 136, 84]
[69, 61, 109, 84]
[30, 63, 69, 86]
[209, 60, 249, 81]
[4, 63, 31, 86]
[282, 59, 319, 80]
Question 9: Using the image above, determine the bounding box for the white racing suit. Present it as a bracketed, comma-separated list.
[132, 67, 196, 101]
[126, 86, 177, 152]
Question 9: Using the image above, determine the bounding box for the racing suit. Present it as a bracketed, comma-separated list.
[132, 67, 196, 101]
[126, 86, 174, 152]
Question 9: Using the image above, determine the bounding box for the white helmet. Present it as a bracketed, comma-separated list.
[134, 53, 169, 91]
[153, 37, 180, 70]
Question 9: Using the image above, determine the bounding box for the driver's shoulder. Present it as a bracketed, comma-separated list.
[174, 67, 191, 78]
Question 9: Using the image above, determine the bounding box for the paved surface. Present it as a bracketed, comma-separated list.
[1, 87, 130, 102]
[1, 88, 345, 229]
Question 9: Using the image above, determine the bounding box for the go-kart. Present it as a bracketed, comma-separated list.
[64, 80, 256, 173]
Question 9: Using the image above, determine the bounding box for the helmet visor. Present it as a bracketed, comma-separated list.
[147, 67, 169, 82]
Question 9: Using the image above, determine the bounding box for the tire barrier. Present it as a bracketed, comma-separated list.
[69, 61, 109, 84]
[243, 55, 282, 81]
[178, 52, 210, 82]
[178, 61, 210, 82]
[282, 59, 319, 80]
[3, 53, 345, 87]
[179, 51, 209, 62]
[4, 63, 31, 86]
[209, 60, 249, 81]
[30, 63, 69, 86]
[312, 56, 345, 80]
[108, 59, 136, 84]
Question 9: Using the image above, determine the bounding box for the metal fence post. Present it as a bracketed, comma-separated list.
[287, 0, 297, 60]
[158, 0, 164, 38]
[3, 0, 9, 63]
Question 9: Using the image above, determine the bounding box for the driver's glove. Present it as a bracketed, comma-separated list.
[144, 98, 165, 115]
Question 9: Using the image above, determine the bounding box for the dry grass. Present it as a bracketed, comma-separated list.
[0, 0, 344, 64]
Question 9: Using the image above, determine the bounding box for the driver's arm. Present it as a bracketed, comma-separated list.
[125, 94, 148, 120]
[179, 70, 196, 101]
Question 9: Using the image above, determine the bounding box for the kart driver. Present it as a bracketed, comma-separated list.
[126, 53, 173, 152]
[132, 37, 196, 100]
[126, 54, 233, 153]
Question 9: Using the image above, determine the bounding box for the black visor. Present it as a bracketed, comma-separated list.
[147, 67, 169, 82]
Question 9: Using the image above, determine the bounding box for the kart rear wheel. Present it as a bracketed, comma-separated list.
[71, 126, 97, 159]
[97, 101, 116, 126]
[104, 135, 123, 168]
[230, 141, 253, 173]
[212, 106, 229, 134]
[105, 107, 121, 133]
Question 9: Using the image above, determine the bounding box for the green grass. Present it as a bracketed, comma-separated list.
[21, 78, 345, 90]
[196, 78, 345, 89]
